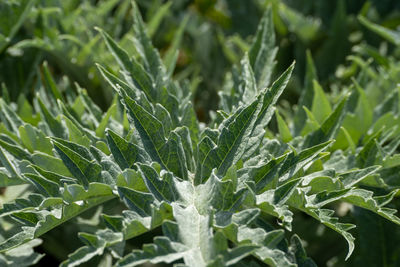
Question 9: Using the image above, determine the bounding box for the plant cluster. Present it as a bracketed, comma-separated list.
[1, 0, 400, 266]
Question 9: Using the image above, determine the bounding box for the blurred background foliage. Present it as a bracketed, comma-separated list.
[1, 0, 400, 121]
[2, 0, 400, 266]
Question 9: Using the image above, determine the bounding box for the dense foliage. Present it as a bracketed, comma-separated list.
[1, 0, 400, 266]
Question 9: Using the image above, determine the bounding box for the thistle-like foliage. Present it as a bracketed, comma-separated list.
[0, 2, 400, 267]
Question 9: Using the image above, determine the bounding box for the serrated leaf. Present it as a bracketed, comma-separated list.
[0, 138, 32, 161]
[52, 138, 102, 188]
[137, 164, 179, 203]
[339, 165, 381, 188]
[106, 129, 149, 169]
[121, 93, 187, 179]
[256, 179, 301, 230]
[131, 0, 165, 79]
[37, 97, 66, 139]
[249, 7, 277, 90]
[31, 152, 72, 177]
[60, 245, 104, 267]
[60, 229, 123, 267]
[302, 95, 348, 148]
[117, 186, 154, 217]
[237, 227, 295, 267]
[98, 28, 155, 101]
[197, 64, 294, 183]
[116, 236, 186, 267]
[289, 235, 317, 267]
[0, 99, 24, 134]
[196, 170, 245, 214]
[243, 63, 295, 161]
[289, 189, 356, 261]
[0, 239, 43, 267]
[0, 189, 115, 252]
[24, 173, 60, 197]
[253, 141, 331, 192]
[18, 124, 53, 154]
[63, 115, 91, 148]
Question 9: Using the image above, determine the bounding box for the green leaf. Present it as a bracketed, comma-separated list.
[121, 93, 187, 179]
[356, 130, 382, 168]
[341, 81, 373, 145]
[18, 124, 53, 154]
[106, 129, 149, 169]
[197, 64, 294, 183]
[344, 189, 400, 224]
[37, 97, 66, 139]
[97, 28, 155, 101]
[195, 170, 245, 214]
[256, 183, 297, 230]
[175, 126, 195, 172]
[249, 7, 278, 90]
[147, 2, 172, 38]
[29, 164, 75, 185]
[116, 236, 186, 267]
[163, 15, 189, 77]
[171, 203, 213, 266]
[0, 99, 24, 134]
[117, 186, 154, 217]
[0, 184, 115, 252]
[0, 0, 36, 52]
[96, 104, 116, 138]
[137, 164, 179, 203]
[236, 227, 295, 266]
[76, 86, 102, 124]
[52, 138, 102, 188]
[358, 15, 400, 46]
[63, 115, 91, 148]
[40, 62, 63, 102]
[302, 95, 348, 148]
[243, 62, 295, 160]
[0, 239, 43, 267]
[0, 138, 32, 161]
[311, 80, 332, 124]
[339, 165, 381, 188]
[240, 54, 258, 105]
[252, 141, 332, 192]
[24, 173, 60, 197]
[60, 245, 104, 267]
[196, 101, 260, 183]
[96, 64, 138, 100]
[289, 235, 317, 267]
[0, 170, 26, 186]
[31, 152, 72, 177]
[289, 188, 356, 261]
[17, 95, 40, 125]
[352, 208, 400, 267]
[275, 110, 292, 143]
[131, 0, 165, 79]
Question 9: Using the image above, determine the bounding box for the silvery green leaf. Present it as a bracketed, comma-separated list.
[249, 7, 277, 90]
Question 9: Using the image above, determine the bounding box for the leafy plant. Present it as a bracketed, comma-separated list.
[1, 1, 400, 267]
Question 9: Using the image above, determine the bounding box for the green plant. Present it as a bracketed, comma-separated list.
[1, 1, 400, 267]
